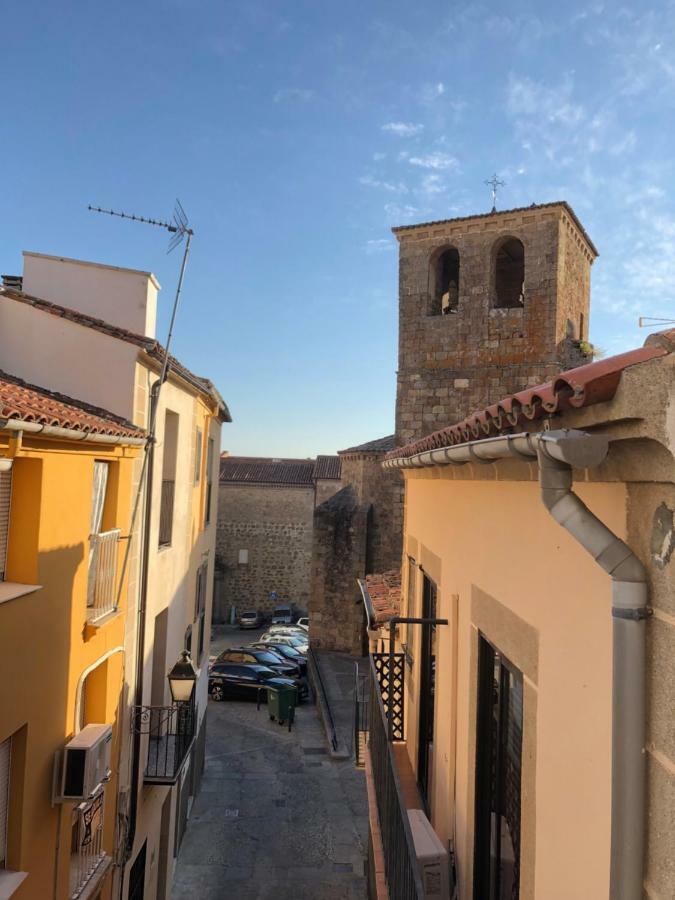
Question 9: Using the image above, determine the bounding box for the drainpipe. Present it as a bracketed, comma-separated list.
[125, 380, 160, 869]
[537, 443, 649, 900]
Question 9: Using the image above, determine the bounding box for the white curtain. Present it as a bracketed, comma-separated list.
[87, 462, 109, 605]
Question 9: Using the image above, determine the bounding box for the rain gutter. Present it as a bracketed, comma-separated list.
[0, 417, 146, 446]
[385, 428, 649, 900]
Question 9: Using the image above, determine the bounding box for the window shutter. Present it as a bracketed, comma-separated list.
[0, 470, 12, 581]
[0, 736, 11, 865]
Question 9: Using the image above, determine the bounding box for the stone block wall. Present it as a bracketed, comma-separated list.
[394, 203, 597, 444]
[215, 483, 314, 620]
[309, 486, 370, 655]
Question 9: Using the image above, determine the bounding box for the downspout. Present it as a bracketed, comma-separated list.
[537, 444, 649, 900]
[125, 379, 160, 865]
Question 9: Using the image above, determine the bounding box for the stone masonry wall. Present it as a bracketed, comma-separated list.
[395, 204, 595, 444]
[309, 486, 370, 655]
[216, 483, 314, 620]
[340, 452, 403, 576]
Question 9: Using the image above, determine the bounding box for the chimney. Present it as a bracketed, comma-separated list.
[1, 275, 23, 290]
[21, 251, 160, 338]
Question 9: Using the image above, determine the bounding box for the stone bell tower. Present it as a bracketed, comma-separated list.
[393, 201, 598, 445]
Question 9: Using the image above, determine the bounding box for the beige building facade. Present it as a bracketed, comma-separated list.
[362, 334, 675, 900]
[0, 252, 229, 899]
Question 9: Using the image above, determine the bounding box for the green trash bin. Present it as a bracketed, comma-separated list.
[267, 684, 297, 729]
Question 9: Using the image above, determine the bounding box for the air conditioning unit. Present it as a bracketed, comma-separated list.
[56, 724, 112, 802]
[408, 809, 451, 900]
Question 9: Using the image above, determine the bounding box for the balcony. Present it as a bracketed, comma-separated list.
[134, 702, 195, 784]
[366, 656, 425, 900]
[86, 529, 121, 623]
[69, 790, 111, 900]
[158, 479, 175, 546]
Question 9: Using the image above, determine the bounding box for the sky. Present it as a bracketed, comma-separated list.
[1, 0, 674, 457]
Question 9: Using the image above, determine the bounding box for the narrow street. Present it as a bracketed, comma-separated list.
[172, 629, 368, 900]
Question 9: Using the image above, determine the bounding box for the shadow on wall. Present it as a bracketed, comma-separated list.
[309, 486, 370, 656]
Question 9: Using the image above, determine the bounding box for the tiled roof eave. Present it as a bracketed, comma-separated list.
[387, 337, 674, 461]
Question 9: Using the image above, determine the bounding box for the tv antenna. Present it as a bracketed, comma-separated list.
[88, 199, 195, 606]
[638, 316, 675, 328]
[484, 174, 505, 212]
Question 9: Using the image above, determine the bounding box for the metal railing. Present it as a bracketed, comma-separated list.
[354, 663, 369, 767]
[369, 658, 425, 900]
[133, 702, 195, 783]
[87, 529, 121, 621]
[158, 479, 175, 546]
[69, 789, 107, 899]
[307, 648, 338, 752]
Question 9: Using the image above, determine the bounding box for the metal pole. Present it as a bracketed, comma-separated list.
[387, 616, 448, 741]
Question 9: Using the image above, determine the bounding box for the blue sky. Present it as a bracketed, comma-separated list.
[1, 0, 673, 456]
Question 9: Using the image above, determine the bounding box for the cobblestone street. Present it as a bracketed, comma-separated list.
[172, 688, 368, 900]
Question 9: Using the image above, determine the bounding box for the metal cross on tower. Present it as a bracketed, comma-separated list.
[484, 174, 506, 212]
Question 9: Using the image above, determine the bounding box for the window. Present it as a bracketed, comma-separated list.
[195, 563, 208, 662]
[204, 438, 215, 527]
[417, 575, 437, 811]
[194, 428, 202, 485]
[0, 471, 11, 582]
[87, 462, 120, 620]
[159, 411, 179, 547]
[238, 549, 249, 565]
[430, 247, 460, 316]
[494, 237, 525, 309]
[474, 636, 523, 900]
[0, 736, 10, 867]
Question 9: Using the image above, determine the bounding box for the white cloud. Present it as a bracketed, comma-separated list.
[408, 152, 459, 171]
[419, 81, 446, 104]
[421, 174, 445, 194]
[359, 175, 409, 193]
[382, 122, 424, 137]
[273, 87, 314, 103]
[372, 152, 386, 161]
[506, 74, 584, 126]
[384, 202, 424, 219]
[365, 239, 395, 254]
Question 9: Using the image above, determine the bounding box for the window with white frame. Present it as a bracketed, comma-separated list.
[0, 736, 11, 867]
[0, 471, 12, 582]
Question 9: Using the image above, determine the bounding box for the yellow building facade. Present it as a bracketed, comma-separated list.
[0, 371, 145, 899]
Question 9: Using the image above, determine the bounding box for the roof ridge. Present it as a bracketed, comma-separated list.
[0, 286, 230, 421]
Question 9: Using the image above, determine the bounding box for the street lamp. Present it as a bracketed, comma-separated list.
[167, 650, 197, 703]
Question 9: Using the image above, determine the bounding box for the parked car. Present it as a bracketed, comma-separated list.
[271, 604, 294, 625]
[209, 664, 297, 702]
[266, 624, 306, 637]
[296, 617, 309, 631]
[238, 609, 262, 629]
[249, 642, 308, 676]
[214, 647, 301, 679]
[260, 632, 308, 654]
[212, 648, 308, 701]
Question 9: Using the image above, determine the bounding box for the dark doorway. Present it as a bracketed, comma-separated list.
[128, 841, 147, 900]
[494, 238, 525, 309]
[417, 575, 437, 811]
[473, 635, 523, 900]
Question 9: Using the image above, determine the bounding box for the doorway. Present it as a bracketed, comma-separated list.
[473, 635, 523, 900]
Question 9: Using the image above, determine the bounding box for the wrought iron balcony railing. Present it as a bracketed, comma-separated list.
[133, 702, 195, 784]
[69, 789, 110, 899]
[87, 529, 121, 622]
[368, 656, 425, 900]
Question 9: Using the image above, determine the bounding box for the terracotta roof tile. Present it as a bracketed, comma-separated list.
[0, 286, 231, 422]
[313, 455, 342, 480]
[340, 435, 396, 455]
[0, 369, 146, 440]
[360, 570, 402, 628]
[220, 457, 316, 486]
[387, 334, 674, 460]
